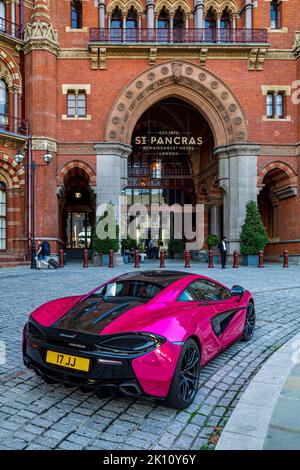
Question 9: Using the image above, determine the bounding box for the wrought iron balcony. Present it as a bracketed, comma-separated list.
[0, 17, 23, 40]
[90, 28, 268, 45]
[0, 114, 28, 137]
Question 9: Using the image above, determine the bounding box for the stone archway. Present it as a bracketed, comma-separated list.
[98, 61, 259, 251]
[105, 60, 248, 148]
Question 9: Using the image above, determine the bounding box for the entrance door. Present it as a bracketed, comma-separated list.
[66, 212, 92, 249]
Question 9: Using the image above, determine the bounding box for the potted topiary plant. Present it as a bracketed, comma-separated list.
[206, 234, 219, 264]
[168, 239, 184, 259]
[121, 236, 137, 264]
[92, 203, 120, 266]
[240, 200, 268, 266]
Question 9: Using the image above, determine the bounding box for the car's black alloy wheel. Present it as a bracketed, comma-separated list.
[167, 338, 200, 409]
[242, 302, 256, 341]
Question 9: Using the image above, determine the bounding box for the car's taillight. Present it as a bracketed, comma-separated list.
[95, 333, 166, 356]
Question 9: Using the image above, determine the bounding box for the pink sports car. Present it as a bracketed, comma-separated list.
[22, 270, 255, 409]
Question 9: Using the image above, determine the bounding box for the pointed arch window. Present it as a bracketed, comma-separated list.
[0, 181, 6, 250]
[158, 7, 169, 29]
[0, 79, 8, 130]
[205, 8, 217, 29]
[174, 8, 184, 29]
[126, 7, 137, 29]
[270, 1, 281, 29]
[111, 7, 123, 29]
[71, 1, 82, 29]
[220, 9, 231, 29]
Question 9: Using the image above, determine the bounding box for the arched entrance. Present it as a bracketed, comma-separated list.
[58, 166, 96, 256]
[258, 163, 297, 242]
[125, 96, 219, 248]
[97, 61, 258, 252]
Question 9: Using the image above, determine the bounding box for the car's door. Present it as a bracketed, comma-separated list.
[177, 281, 222, 364]
[201, 280, 246, 348]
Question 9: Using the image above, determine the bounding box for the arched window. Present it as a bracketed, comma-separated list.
[0, 181, 6, 250]
[205, 8, 217, 29]
[0, 79, 9, 130]
[111, 7, 122, 41]
[174, 7, 184, 29]
[220, 9, 231, 29]
[71, 1, 82, 29]
[0, 0, 6, 32]
[126, 7, 137, 29]
[270, 1, 280, 29]
[111, 7, 122, 29]
[158, 7, 169, 29]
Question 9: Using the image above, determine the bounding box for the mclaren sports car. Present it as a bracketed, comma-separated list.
[22, 270, 255, 409]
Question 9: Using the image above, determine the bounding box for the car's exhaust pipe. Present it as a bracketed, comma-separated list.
[119, 382, 143, 398]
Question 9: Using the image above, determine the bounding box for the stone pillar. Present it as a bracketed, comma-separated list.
[146, 0, 155, 29]
[245, 0, 253, 29]
[98, 0, 106, 29]
[194, 0, 204, 29]
[94, 142, 132, 222]
[214, 144, 260, 253]
[210, 205, 221, 239]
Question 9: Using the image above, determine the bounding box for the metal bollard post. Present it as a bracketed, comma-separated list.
[160, 249, 165, 269]
[134, 250, 140, 269]
[184, 250, 191, 268]
[283, 250, 289, 268]
[108, 249, 114, 268]
[208, 249, 214, 268]
[258, 250, 264, 268]
[83, 249, 88, 268]
[233, 250, 239, 268]
[59, 249, 64, 268]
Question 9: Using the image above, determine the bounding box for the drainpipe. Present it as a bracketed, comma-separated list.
[20, 0, 24, 37]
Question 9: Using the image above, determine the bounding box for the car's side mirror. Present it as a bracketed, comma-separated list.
[231, 285, 245, 297]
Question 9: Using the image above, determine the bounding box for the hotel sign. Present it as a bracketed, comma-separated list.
[133, 130, 203, 157]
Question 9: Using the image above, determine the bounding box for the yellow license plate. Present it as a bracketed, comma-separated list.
[46, 350, 90, 372]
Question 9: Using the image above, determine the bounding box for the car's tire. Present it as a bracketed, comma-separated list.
[242, 302, 256, 341]
[167, 338, 200, 409]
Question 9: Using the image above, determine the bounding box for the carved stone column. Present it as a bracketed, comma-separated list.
[214, 143, 260, 252]
[194, 0, 204, 29]
[146, 0, 155, 29]
[245, 0, 253, 29]
[94, 142, 132, 222]
[98, 0, 106, 29]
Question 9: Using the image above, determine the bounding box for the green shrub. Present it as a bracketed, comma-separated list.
[92, 203, 119, 254]
[206, 234, 219, 248]
[240, 200, 268, 255]
[169, 239, 184, 255]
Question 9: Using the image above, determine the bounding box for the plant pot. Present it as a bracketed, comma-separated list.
[242, 254, 259, 266]
[123, 254, 129, 264]
[102, 254, 109, 267]
[93, 253, 102, 266]
[213, 255, 219, 265]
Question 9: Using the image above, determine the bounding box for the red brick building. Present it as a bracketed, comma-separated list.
[0, 0, 299, 263]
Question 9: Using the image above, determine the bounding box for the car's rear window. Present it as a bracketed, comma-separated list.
[99, 280, 162, 300]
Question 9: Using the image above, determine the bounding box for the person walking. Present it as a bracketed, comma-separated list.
[218, 236, 227, 269]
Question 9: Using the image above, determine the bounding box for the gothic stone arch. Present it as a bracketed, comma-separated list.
[105, 61, 249, 147]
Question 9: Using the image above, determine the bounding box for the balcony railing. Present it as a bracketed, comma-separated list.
[0, 114, 28, 136]
[0, 17, 23, 40]
[90, 28, 268, 45]
[129, 167, 191, 177]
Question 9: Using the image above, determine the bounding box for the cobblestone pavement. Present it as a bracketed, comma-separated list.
[0, 262, 300, 450]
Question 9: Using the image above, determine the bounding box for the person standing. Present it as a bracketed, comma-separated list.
[218, 236, 227, 269]
[148, 238, 154, 259]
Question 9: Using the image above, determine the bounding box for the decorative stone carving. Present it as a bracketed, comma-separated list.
[199, 48, 208, 66]
[99, 48, 106, 70]
[149, 47, 157, 65]
[248, 48, 266, 71]
[31, 138, 57, 153]
[171, 61, 183, 82]
[105, 61, 249, 147]
[23, 0, 59, 56]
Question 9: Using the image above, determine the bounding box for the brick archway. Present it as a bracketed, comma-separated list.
[0, 50, 22, 92]
[57, 160, 96, 186]
[258, 161, 297, 187]
[0, 155, 25, 189]
[105, 61, 248, 147]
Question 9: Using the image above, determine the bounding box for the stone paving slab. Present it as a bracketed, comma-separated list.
[0, 262, 300, 450]
[216, 333, 300, 450]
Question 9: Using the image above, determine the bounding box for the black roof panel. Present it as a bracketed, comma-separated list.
[118, 270, 192, 288]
